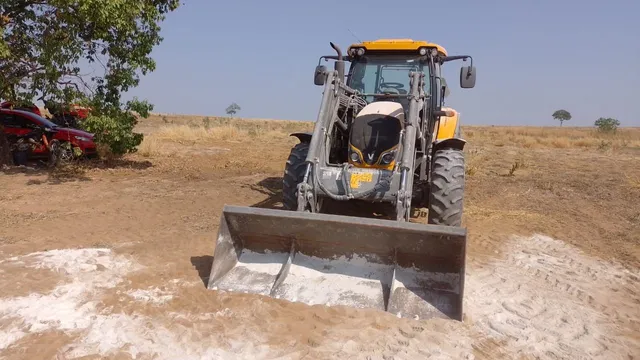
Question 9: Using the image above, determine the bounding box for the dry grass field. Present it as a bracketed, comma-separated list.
[1, 113, 639, 359]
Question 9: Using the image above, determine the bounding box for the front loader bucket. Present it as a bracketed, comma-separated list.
[207, 205, 467, 321]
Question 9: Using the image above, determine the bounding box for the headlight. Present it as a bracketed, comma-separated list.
[350, 151, 361, 163]
[381, 150, 396, 164]
[74, 136, 91, 142]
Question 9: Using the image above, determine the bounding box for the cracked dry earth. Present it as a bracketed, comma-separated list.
[1, 123, 639, 359]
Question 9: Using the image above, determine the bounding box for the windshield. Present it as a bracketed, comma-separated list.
[348, 55, 430, 102]
[18, 110, 60, 128]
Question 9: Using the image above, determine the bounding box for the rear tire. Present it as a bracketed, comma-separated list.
[428, 148, 465, 226]
[282, 142, 310, 211]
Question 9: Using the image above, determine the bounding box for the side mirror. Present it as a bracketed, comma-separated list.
[314, 65, 327, 86]
[460, 66, 476, 88]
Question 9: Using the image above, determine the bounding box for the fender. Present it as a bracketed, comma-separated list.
[433, 107, 466, 151]
[290, 132, 313, 143]
[435, 107, 460, 140]
[433, 137, 466, 152]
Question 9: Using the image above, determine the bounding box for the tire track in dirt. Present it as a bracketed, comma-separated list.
[465, 234, 640, 359]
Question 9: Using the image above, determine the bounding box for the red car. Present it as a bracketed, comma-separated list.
[0, 101, 42, 116]
[1, 108, 97, 159]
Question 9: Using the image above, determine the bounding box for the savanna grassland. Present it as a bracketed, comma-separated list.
[1, 114, 639, 359]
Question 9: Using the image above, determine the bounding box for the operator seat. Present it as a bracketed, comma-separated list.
[375, 86, 410, 115]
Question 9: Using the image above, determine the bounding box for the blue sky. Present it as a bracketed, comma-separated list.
[126, 0, 639, 126]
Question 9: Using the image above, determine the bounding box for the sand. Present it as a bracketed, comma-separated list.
[0, 234, 638, 359]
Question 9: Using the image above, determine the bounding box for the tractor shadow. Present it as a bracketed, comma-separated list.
[245, 176, 285, 209]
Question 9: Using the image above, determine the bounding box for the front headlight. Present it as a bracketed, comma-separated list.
[380, 149, 397, 165]
[74, 136, 91, 142]
[349, 150, 361, 163]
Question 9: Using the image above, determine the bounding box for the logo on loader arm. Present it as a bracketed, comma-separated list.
[350, 172, 373, 189]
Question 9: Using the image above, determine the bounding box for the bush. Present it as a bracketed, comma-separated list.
[595, 117, 620, 133]
[81, 99, 151, 157]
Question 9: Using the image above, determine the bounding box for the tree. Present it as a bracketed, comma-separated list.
[0, 0, 181, 162]
[594, 117, 620, 133]
[552, 109, 572, 126]
[225, 102, 241, 117]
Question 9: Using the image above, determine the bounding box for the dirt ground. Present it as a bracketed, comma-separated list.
[1, 115, 639, 359]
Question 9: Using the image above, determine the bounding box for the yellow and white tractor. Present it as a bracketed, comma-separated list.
[208, 39, 476, 321]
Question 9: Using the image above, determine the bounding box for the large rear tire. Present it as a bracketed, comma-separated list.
[428, 148, 465, 226]
[282, 142, 310, 211]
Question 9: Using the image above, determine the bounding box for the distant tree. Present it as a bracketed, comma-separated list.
[225, 102, 241, 117]
[594, 117, 620, 133]
[552, 109, 572, 126]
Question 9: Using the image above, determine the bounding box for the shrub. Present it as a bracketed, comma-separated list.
[81, 99, 150, 157]
[595, 117, 620, 133]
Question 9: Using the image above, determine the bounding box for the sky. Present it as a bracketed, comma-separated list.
[125, 0, 640, 127]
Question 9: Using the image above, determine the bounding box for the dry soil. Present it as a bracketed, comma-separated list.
[1, 116, 639, 359]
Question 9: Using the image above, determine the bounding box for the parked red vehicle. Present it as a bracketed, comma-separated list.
[1, 100, 92, 129]
[1, 108, 97, 160]
[0, 101, 42, 116]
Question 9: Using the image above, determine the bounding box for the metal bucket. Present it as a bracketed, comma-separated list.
[208, 205, 467, 320]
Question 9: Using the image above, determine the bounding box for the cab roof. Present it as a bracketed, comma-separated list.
[348, 38, 447, 57]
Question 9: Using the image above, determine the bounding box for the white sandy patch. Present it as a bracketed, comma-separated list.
[216, 250, 445, 309]
[126, 287, 174, 305]
[213, 250, 393, 308]
[463, 234, 640, 359]
[0, 248, 140, 350]
[0, 233, 638, 359]
[62, 313, 277, 360]
[0, 248, 273, 360]
[210, 234, 640, 359]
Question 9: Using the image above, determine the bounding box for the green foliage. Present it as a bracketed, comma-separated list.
[594, 117, 620, 133]
[0, 0, 180, 157]
[81, 98, 151, 156]
[552, 109, 572, 126]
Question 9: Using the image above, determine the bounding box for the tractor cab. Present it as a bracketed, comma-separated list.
[346, 54, 427, 113]
[344, 39, 446, 115]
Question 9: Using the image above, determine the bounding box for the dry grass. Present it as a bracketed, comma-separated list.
[153, 124, 298, 145]
[138, 136, 160, 158]
[137, 115, 640, 162]
[143, 115, 313, 148]
[148, 114, 313, 135]
[626, 174, 640, 189]
[462, 126, 640, 150]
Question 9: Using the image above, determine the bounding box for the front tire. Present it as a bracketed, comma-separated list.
[428, 148, 465, 226]
[282, 142, 310, 211]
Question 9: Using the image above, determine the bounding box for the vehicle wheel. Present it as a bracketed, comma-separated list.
[282, 142, 310, 211]
[46, 139, 61, 168]
[12, 150, 28, 166]
[58, 142, 75, 163]
[428, 148, 465, 226]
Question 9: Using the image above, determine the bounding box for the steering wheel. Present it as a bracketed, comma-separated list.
[379, 82, 405, 90]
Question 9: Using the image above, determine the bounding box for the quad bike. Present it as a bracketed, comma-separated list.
[8, 127, 65, 168]
[207, 39, 476, 321]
